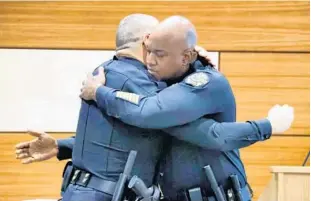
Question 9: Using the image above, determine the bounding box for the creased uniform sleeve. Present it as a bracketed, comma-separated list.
[95, 70, 273, 151]
[163, 118, 272, 151]
[95, 73, 226, 129]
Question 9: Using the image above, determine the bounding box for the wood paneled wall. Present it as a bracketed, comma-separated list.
[0, 1, 309, 51]
[0, 2, 309, 201]
[221, 52, 310, 135]
[0, 134, 69, 201]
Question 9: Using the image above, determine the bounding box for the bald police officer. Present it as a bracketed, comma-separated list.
[80, 16, 294, 201]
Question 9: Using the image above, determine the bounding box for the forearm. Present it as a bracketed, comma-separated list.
[163, 118, 272, 151]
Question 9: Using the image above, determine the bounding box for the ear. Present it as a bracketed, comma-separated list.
[142, 42, 147, 64]
[189, 50, 198, 63]
[183, 49, 198, 65]
[142, 35, 150, 65]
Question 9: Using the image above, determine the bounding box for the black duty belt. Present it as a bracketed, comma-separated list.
[65, 163, 117, 195]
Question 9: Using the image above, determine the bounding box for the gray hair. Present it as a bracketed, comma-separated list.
[160, 15, 197, 48]
[116, 14, 159, 51]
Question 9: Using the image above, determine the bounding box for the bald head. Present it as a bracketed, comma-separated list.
[116, 14, 159, 51]
[156, 15, 197, 49]
[143, 15, 198, 81]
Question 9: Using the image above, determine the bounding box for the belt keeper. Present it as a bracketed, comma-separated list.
[81, 172, 91, 187]
[188, 187, 203, 201]
[71, 170, 81, 184]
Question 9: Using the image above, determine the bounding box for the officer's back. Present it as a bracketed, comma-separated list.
[73, 56, 165, 186]
[70, 14, 165, 192]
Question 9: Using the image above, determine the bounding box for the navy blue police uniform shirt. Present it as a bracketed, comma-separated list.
[91, 60, 272, 198]
[57, 59, 272, 197]
[66, 56, 168, 186]
[57, 59, 272, 162]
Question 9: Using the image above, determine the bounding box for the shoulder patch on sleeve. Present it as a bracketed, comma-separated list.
[116, 91, 140, 105]
[184, 72, 209, 87]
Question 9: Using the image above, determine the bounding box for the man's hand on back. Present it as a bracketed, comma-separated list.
[80, 67, 106, 101]
[15, 130, 59, 164]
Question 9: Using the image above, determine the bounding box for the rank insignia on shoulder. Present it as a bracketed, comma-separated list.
[116, 91, 140, 105]
[184, 72, 209, 87]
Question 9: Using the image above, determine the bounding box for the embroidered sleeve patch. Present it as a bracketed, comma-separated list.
[116, 91, 140, 105]
[184, 72, 209, 87]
